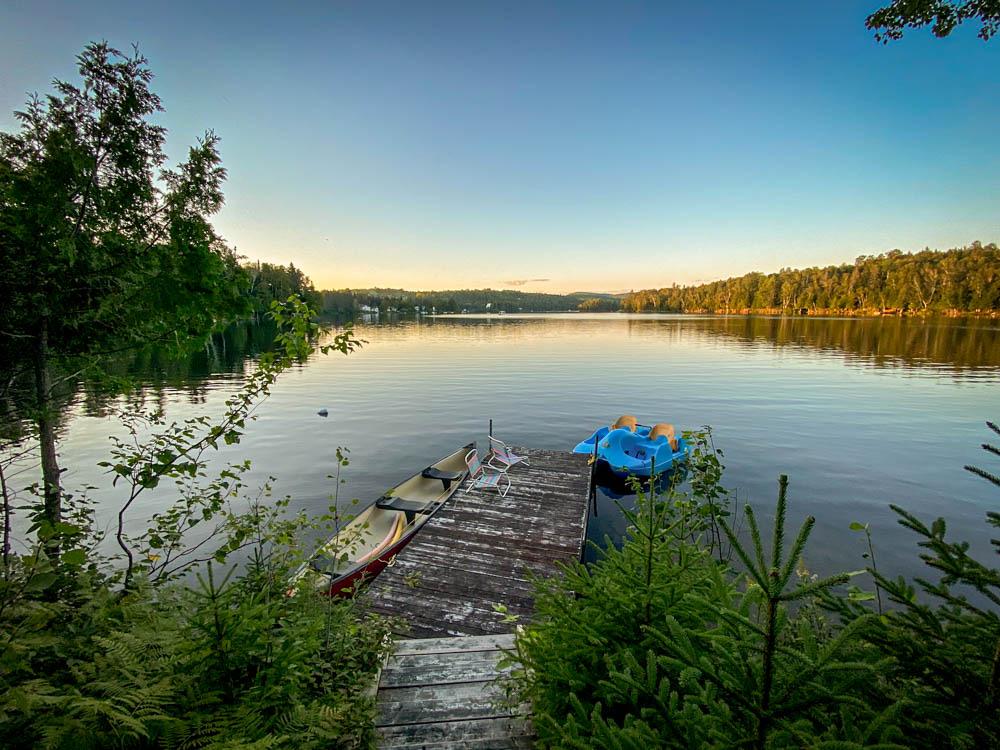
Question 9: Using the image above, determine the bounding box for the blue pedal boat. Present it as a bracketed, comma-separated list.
[573, 421, 688, 478]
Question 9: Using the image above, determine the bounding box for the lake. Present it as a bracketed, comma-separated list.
[53, 313, 1000, 584]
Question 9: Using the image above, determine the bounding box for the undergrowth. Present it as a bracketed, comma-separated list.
[503, 423, 1000, 749]
[0, 299, 395, 749]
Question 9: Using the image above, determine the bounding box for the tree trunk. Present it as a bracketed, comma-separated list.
[1, 460, 11, 567]
[755, 590, 779, 750]
[33, 317, 62, 536]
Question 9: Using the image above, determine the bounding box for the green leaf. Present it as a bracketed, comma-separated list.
[848, 587, 876, 602]
[56, 237, 76, 264]
[849, 521, 866, 531]
[24, 572, 59, 593]
[61, 548, 87, 566]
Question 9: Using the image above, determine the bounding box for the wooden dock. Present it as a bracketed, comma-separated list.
[375, 633, 533, 749]
[364, 446, 591, 638]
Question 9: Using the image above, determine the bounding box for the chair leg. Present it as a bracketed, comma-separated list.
[487, 453, 513, 472]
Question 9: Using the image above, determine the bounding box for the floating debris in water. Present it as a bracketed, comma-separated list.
[317, 409, 329, 417]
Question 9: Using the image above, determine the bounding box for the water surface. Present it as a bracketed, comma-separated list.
[55, 313, 1000, 584]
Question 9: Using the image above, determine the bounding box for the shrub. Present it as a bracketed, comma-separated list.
[0, 551, 393, 749]
[507, 471, 906, 748]
[0, 299, 391, 749]
[509, 421, 1000, 748]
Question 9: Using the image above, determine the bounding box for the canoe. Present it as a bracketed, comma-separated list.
[291, 443, 472, 597]
[573, 422, 688, 478]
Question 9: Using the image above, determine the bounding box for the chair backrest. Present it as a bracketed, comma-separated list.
[649, 422, 678, 451]
[611, 415, 637, 432]
[488, 435, 509, 460]
[465, 448, 483, 477]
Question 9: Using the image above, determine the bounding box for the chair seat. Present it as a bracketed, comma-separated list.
[492, 454, 525, 467]
[464, 447, 511, 497]
[487, 437, 529, 473]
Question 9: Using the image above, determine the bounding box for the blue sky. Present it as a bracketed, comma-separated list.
[2, 1, 997, 293]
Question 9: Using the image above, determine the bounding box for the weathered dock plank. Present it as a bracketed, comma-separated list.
[380, 652, 514, 689]
[367, 591, 521, 636]
[393, 633, 516, 656]
[364, 446, 590, 637]
[376, 634, 534, 749]
[385, 571, 537, 611]
[377, 717, 535, 749]
[377, 682, 512, 725]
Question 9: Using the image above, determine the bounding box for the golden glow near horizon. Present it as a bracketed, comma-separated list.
[225, 221, 911, 295]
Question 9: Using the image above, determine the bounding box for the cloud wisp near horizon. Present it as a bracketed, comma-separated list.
[503, 278, 551, 287]
[1, 1, 997, 294]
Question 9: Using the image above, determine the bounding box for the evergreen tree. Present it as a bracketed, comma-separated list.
[0, 43, 248, 537]
[505, 445, 903, 748]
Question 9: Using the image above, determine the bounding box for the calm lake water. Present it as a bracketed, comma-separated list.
[56, 313, 1000, 584]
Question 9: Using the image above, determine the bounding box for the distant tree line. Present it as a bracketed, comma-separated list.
[320, 288, 459, 315]
[243, 261, 321, 318]
[578, 297, 623, 312]
[620, 243, 1000, 315]
[318, 287, 605, 315]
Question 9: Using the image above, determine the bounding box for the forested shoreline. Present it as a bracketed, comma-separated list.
[246, 244, 1000, 320]
[238, 268, 609, 316]
[320, 287, 606, 315]
[618, 243, 1000, 316]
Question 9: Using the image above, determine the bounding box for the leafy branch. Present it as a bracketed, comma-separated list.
[101, 296, 362, 588]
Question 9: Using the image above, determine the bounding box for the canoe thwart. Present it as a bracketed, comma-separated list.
[376, 495, 443, 514]
[421, 466, 464, 489]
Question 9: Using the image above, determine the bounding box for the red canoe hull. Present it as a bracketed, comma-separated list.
[324, 526, 425, 597]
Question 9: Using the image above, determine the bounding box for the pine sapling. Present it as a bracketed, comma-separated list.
[719, 474, 852, 749]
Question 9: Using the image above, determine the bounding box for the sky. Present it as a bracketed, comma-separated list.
[1, 1, 998, 294]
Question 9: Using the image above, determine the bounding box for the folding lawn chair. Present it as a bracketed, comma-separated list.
[487, 435, 530, 473]
[464, 448, 511, 497]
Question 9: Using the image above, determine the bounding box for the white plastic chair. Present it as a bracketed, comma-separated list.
[464, 448, 511, 497]
[486, 435, 530, 473]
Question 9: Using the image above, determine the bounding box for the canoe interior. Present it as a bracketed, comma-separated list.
[292, 444, 471, 591]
